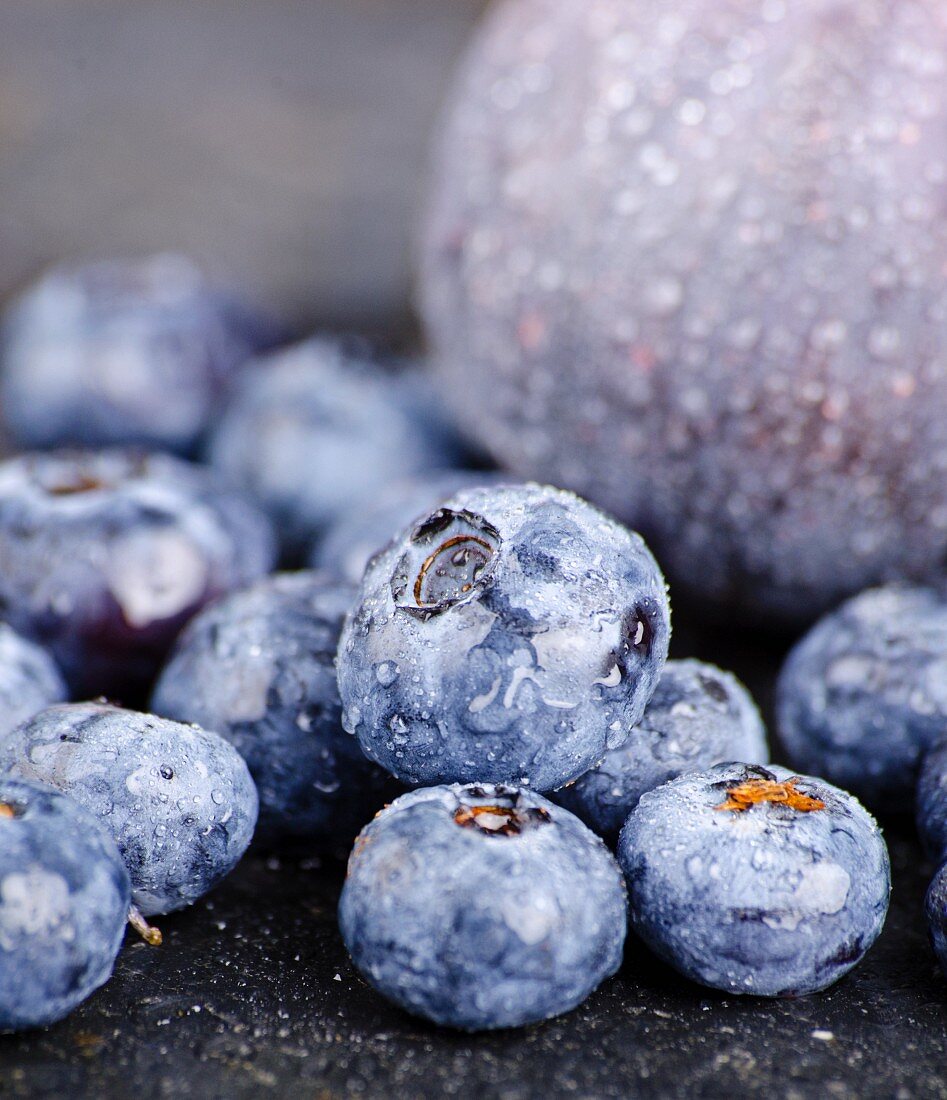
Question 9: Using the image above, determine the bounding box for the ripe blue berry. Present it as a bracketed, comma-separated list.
[777, 584, 947, 807]
[337, 483, 670, 791]
[0, 777, 130, 1030]
[339, 783, 627, 1030]
[554, 659, 768, 843]
[0, 254, 277, 456]
[152, 572, 395, 843]
[0, 703, 258, 918]
[209, 338, 464, 558]
[0, 624, 66, 742]
[0, 448, 276, 696]
[618, 763, 890, 997]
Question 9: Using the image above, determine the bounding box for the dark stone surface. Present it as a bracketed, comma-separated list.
[1, 615, 946, 1099]
[1, 3, 946, 1095]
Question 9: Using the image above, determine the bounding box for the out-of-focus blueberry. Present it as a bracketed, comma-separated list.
[337, 483, 670, 791]
[0, 254, 279, 456]
[208, 338, 465, 558]
[0, 624, 67, 741]
[0, 448, 276, 697]
[0, 703, 258, 917]
[339, 783, 626, 1030]
[777, 585, 947, 807]
[554, 659, 768, 843]
[0, 777, 130, 1030]
[312, 470, 505, 586]
[618, 763, 890, 997]
[152, 571, 395, 844]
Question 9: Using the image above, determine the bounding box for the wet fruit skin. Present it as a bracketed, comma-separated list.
[0, 624, 67, 743]
[0, 777, 130, 1031]
[776, 585, 947, 808]
[152, 572, 396, 845]
[0, 703, 258, 917]
[0, 254, 277, 456]
[336, 482, 671, 791]
[915, 738, 947, 862]
[338, 783, 627, 1031]
[420, 0, 947, 623]
[208, 337, 465, 560]
[618, 763, 891, 997]
[925, 864, 947, 981]
[312, 470, 506, 586]
[553, 658, 768, 843]
[0, 448, 276, 698]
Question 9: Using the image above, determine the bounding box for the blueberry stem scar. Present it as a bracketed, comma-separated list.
[453, 803, 550, 836]
[715, 777, 825, 814]
[413, 534, 493, 606]
[128, 904, 163, 946]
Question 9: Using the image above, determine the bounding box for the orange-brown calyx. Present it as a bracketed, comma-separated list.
[453, 803, 550, 836]
[715, 777, 825, 814]
[0, 804, 14, 820]
[414, 534, 494, 607]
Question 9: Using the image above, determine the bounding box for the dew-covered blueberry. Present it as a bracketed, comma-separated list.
[925, 864, 947, 981]
[339, 783, 626, 1030]
[618, 763, 890, 997]
[208, 337, 464, 558]
[337, 483, 670, 791]
[0, 624, 67, 742]
[0, 448, 276, 697]
[0, 777, 130, 1030]
[421, 0, 947, 623]
[0, 703, 258, 921]
[554, 659, 768, 843]
[0, 254, 278, 456]
[776, 585, 947, 807]
[152, 572, 394, 843]
[312, 470, 505, 586]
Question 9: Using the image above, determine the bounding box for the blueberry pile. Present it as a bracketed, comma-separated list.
[1, 250, 941, 1038]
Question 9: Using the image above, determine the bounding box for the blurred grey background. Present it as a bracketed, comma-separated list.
[0, 0, 487, 339]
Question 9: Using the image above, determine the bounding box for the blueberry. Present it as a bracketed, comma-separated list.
[554, 659, 768, 843]
[925, 864, 947, 980]
[0, 624, 67, 742]
[152, 571, 395, 844]
[339, 783, 626, 1030]
[618, 763, 890, 997]
[0, 777, 130, 1030]
[313, 470, 505, 586]
[337, 482, 670, 791]
[0, 703, 258, 919]
[208, 337, 465, 559]
[915, 738, 947, 861]
[421, 0, 947, 624]
[0, 448, 276, 697]
[776, 585, 947, 807]
[0, 254, 278, 456]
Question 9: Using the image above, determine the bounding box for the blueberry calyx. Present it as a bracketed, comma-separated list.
[0, 803, 16, 819]
[715, 776, 825, 815]
[452, 791, 551, 838]
[391, 508, 500, 619]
